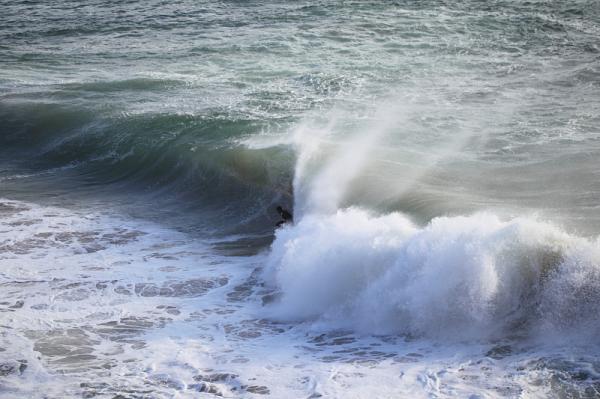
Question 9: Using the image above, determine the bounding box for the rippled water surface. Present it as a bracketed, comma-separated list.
[1, 1, 600, 398]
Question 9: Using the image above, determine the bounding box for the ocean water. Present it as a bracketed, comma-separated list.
[1, 1, 600, 397]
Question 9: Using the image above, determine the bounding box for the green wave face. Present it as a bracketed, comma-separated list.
[0, 99, 296, 236]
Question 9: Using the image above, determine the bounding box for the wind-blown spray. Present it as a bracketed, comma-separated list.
[264, 101, 600, 341]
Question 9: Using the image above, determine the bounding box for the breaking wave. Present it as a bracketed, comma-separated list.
[0, 101, 295, 233]
[264, 208, 600, 340]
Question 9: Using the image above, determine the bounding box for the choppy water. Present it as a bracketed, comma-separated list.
[1, 1, 600, 398]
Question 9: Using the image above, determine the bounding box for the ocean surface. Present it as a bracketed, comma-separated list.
[1, 1, 600, 397]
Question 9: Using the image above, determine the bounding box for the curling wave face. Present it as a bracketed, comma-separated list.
[265, 208, 600, 340]
[0, 101, 296, 235]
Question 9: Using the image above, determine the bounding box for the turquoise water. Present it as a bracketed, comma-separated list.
[1, 1, 600, 397]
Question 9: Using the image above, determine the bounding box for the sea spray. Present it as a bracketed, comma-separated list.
[263, 100, 553, 338]
[285, 89, 517, 220]
[296, 103, 402, 215]
[264, 209, 600, 340]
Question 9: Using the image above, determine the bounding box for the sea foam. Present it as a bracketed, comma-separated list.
[264, 208, 600, 340]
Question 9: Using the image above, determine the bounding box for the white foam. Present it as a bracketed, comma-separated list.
[2, 199, 599, 398]
[264, 208, 600, 340]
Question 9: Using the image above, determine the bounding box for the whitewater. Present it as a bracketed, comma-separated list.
[2, 1, 600, 398]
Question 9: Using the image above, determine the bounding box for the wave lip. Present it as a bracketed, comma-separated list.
[264, 209, 600, 340]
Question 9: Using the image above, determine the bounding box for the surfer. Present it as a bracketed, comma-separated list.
[276, 206, 293, 227]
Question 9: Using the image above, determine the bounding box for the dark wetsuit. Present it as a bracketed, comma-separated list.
[276, 206, 293, 227]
